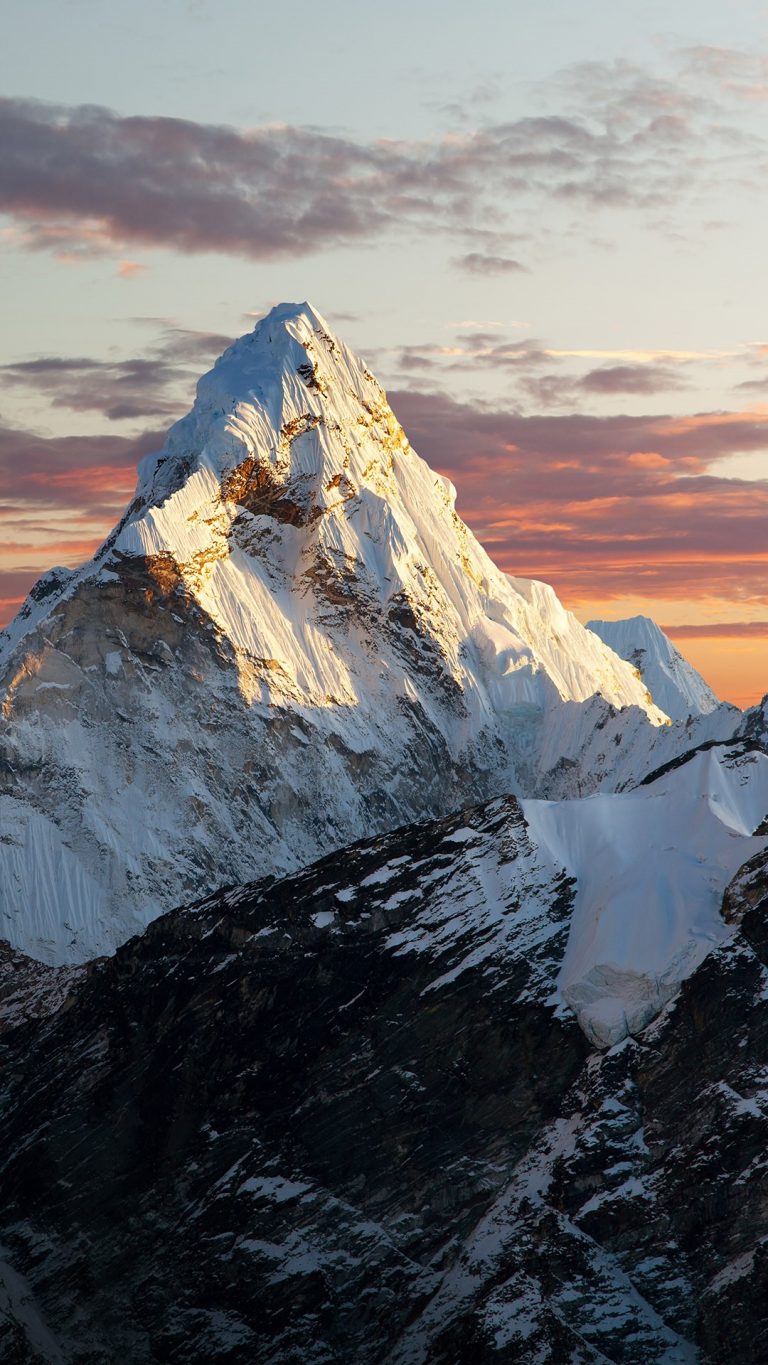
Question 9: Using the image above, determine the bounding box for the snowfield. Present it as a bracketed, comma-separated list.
[525, 745, 768, 1044]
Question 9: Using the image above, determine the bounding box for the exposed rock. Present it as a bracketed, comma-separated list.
[1, 805, 768, 1361]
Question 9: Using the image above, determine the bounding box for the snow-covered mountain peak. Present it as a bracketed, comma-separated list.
[587, 613, 723, 721]
[0, 304, 693, 964]
[93, 303, 669, 724]
[133, 300, 400, 515]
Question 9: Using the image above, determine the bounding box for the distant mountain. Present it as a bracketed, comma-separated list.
[742, 691, 768, 748]
[1, 303, 689, 965]
[587, 614, 723, 721]
[1, 742, 767, 1362]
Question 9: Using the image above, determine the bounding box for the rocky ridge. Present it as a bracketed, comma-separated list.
[1, 762, 768, 1362]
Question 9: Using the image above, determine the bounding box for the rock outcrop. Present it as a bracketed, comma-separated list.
[1, 778, 768, 1362]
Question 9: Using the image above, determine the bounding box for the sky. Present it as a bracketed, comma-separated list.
[1, 0, 768, 706]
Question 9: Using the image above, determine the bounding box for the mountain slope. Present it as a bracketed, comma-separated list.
[742, 693, 768, 748]
[1, 753, 767, 1363]
[526, 742, 768, 1045]
[587, 615, 723, 721]
[0, 302, 681, 965]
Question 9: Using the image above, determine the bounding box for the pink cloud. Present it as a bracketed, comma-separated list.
[117, 260, 147, 278]
[389, 388, 768, 604]
[664, 622, 768, 639]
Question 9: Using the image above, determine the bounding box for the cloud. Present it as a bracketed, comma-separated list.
[453, 319, 510, 329]
[376, 329, 743, 402]
[0, 99, 390, 261]
[578, 364, 689, 394]
[388, 335, 553, 377]
[520, 373, 576, 408]
[389, 387, 768, 603]
[0, 72, 763, 263]
[682, 47, 768, 101]
[549, 347, 739, 362]
[454, 252, 527, 275]
[664, 621, 768, 638]
[0, 424, 152, 623]
[117, 260, 147, 278]
[0, 568, 44, 614]
[0, 420, 161, 511]
[0, 328, 231, 422]
[0, 418, 165, 624]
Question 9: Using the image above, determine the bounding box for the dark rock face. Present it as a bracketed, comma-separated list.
[1, 808, 768, 1362]
[0, 943, 83, 1040]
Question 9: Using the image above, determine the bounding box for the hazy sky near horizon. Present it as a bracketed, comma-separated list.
[2, 0, 768, 703]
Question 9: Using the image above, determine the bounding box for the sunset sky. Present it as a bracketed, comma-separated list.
[2, 0, 768, 705]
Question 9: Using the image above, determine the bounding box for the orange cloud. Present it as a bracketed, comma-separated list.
[664, 622, 768, 638]
[117, 259, 147, 278]
[627, 451, 668, 469]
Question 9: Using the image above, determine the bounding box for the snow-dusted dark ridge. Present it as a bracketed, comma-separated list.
[2, 756, 768, 1362]
[0, 303, 734, 965]
[588, 614, 724, 721]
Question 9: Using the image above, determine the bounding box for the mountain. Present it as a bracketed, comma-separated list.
[742, 692, 768, 748]
[1, 302, 685, 966]
[1, 742, 766, 1363]
[587, 615, 723, 721]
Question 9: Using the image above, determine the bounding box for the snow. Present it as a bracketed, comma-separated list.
[0, 800, 153, 960]
[0, 1245, 64, 1362]
[237, 1176, 312, 1203]
[588, 615, 723, 721]
[0, 301, 691, 967]
[707, 1247, 759, 1292]
[0, 302, 758, 971]
[360, 859, 411, 887]
[523, 747, 768, 1046]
